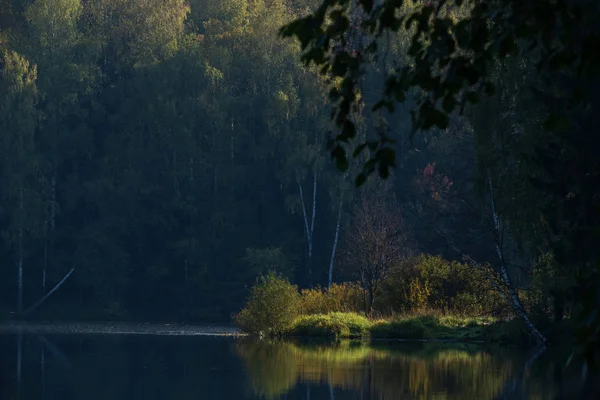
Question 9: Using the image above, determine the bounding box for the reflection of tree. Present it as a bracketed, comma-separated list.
[234, 339, 298, 399]
[234, 339, 561, 399]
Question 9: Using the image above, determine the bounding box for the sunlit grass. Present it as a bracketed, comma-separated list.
[285, 312, 498, 341]
[290, 312, 371, 338]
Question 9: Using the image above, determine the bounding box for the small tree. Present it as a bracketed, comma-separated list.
[342, 186, 411, 314]
[234, 272, 300, 335]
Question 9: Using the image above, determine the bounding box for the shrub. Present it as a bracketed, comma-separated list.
[377, 255, 505, 316]
[300, 282, 365, 315]
[234, 272, 300, 335]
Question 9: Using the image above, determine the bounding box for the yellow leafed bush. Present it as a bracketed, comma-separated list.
[300, 282, 365, 315]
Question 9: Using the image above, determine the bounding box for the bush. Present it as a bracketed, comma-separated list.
[289, 312, 371, 338]
[377, 255, 506, 316]
[234, 272, 300, 335]
[300, 282, 365, 315]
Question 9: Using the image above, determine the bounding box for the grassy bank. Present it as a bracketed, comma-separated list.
[234, 274, 571, 345]
[283, 312, 538, 344]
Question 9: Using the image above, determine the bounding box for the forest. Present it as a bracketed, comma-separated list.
[0, 0, 598, 358]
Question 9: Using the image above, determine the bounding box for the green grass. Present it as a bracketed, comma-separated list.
[289, 312, 371, 338]
[370, 315, 494, 341]
[284, 312, 499, 341]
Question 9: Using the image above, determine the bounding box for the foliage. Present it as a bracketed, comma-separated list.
[0, 0, 345, 320]
[530, 252, 577, 321]
[280, 0, 600, 183]
[300, 282, 364, 314]
[377, 255, 506, 316]
[371, 314, 494, 341]
[234, 272, 301, 335]
[284, 311, 498, 341]
[281, 0, 600, 361]
[341, 183, 412, 311]
[290, 312, 371, 338]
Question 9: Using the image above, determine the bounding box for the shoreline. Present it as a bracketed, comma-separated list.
[0, 321, 245, 336]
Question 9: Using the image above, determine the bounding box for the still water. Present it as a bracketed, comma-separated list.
[0, 326, 597, 399]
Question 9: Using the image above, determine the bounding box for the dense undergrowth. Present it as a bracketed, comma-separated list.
[234, 258, 574, 344]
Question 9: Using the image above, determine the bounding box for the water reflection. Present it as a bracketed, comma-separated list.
[0, 331, 597, 399]
[234, 339, 593, 399]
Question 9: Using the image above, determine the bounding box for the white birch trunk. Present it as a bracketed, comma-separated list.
[17, 330, 22, 395]
[38, 335, 71, 368]
[43, 241, 47, 294]
[41, 347, 46, 400]
[231, 117, 234, 161]
[23, 267, 75, 315]
[298, 180, 313, 279]
[328, 192, 343, 288]
[309, 172, 317, 280]
[18, 187, 24, 314]
[487, 176, 546, 344]
[50, 174, 56, 230]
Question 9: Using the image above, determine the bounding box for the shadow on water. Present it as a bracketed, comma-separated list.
[0, 329, 598, 399]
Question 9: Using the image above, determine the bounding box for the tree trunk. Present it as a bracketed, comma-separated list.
[309, 172, 317, 282]
[488, 176, 547, 345]
[41, 347, 46, 400]
[43, 239, 47, 294]
[328, 192, 343, 288]
[298, 175, 317, 286]
[367, 284, 375, 316]
[17, 187, 24, 314]
[17, 330, 22, 395]
[23, 267, 75, 315]
[553, 292, 565, 322]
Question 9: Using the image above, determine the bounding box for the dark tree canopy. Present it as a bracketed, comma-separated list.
[281, 0, 600, 182]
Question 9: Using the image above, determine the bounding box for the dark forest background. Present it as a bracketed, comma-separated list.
[0, 0, 591, 324]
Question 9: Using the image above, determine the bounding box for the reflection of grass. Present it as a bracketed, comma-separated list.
[285, 312, 498, 341]
[234, 338, 523, 400]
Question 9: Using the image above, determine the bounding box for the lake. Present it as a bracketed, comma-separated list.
[0, 324, 597, 399]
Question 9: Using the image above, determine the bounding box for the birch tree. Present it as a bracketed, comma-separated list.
[0, 49, 42, 313]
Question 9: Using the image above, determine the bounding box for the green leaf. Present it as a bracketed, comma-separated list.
[464, 91, 479, 104]
[359, 0, 374, 13]
[341, 120, 357, 140]
[442, 94, 457, 113]
[543, 114, 570, 133]
[331, 145, 349, 172]
[355, 173, 367, 187]
[353, 143, 368, 157]
[483, 82, 495, 95]
[454, 20, 470, 48]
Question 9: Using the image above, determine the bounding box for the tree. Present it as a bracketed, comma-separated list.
[342, 183, 411, 313]
[0, 48, 42, 313]
[282, 0, 600, 360]
[281, 0, 600, 181]
[234, 272, 301, 335]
